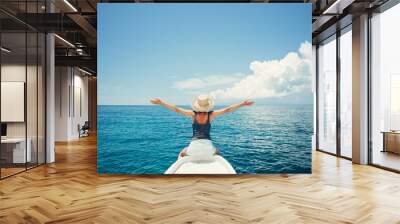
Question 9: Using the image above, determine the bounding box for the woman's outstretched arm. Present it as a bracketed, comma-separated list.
[150, 98, 195, 117]
[211, 100, 254, 119]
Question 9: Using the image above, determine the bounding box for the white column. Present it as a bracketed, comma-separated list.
[46, 32, 55, 163]
[55, 67, 74, 141]
[45, 0, 56, 164]
[352, 14, 369, 164]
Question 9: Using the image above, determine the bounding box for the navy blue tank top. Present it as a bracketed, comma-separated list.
[192, 111, 212, 140]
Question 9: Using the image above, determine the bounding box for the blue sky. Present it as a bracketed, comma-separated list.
[98, 4, 312, 105]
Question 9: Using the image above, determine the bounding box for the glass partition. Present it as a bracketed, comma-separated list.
[1, 31, 28, 177]
[0, 1, 46, 179]
[317, 35, 337, 154]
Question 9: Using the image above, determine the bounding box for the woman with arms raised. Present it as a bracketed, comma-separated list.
[150, 94, 254, 158]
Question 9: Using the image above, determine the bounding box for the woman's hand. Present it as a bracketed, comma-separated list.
[212, 99, 254, 118]
[242, 100, 254, 106]
[150, 99, 194, 117]
[150, 98, 162, 105]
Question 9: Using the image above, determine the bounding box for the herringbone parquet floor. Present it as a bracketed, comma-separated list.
[1, 135, 400, 224]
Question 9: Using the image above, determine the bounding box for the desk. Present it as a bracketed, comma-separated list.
[1, 138, 31, 163]
[382, 131, 400, 154]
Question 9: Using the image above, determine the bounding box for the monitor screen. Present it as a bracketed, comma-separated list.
[1, 123, 7, 137]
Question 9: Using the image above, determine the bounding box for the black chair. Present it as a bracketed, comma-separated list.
[78, 121, 90, 138]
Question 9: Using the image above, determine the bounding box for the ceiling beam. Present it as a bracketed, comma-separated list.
[67, 13, 97, 38]
[55, 55, 96, 73]
[323, 0, 356, 14]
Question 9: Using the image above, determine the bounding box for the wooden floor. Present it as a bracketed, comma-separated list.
[1, 136, 400, 224]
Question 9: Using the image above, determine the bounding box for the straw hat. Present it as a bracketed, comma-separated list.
[191, 94, 215, 112]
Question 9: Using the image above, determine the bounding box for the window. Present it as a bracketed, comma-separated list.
[371, 3, 400, 171]
[317, 35, 337, 154]
[390, 74, 400, 130]
[339, 27, 352, 158]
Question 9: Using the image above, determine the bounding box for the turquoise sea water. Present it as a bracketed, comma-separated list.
[97, 105, 312, 174]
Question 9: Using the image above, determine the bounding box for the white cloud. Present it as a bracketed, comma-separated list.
[210, 41, 312, 101]
[173, 74, 243, 90]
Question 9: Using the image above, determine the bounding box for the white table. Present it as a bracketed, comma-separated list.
[1, 138, 31, 163]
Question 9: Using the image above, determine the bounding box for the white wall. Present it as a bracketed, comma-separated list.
[55, 67, 70, 141]
[71, 73, 89, 138]
[55, 67, 89, 141]
[1, 65, 27, 143]
[1, 65, 38, 138]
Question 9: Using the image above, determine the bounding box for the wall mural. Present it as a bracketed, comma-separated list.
[97, 3, 312, 174]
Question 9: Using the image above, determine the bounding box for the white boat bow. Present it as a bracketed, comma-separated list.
[165, 154, 236, 174]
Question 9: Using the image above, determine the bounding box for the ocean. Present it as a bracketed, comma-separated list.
[97, 104, 312, 174]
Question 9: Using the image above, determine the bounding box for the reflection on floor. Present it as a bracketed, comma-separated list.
[0, 167, 25, 178]
[0, 162, 42, 178]
[373, 150, 400, 171]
